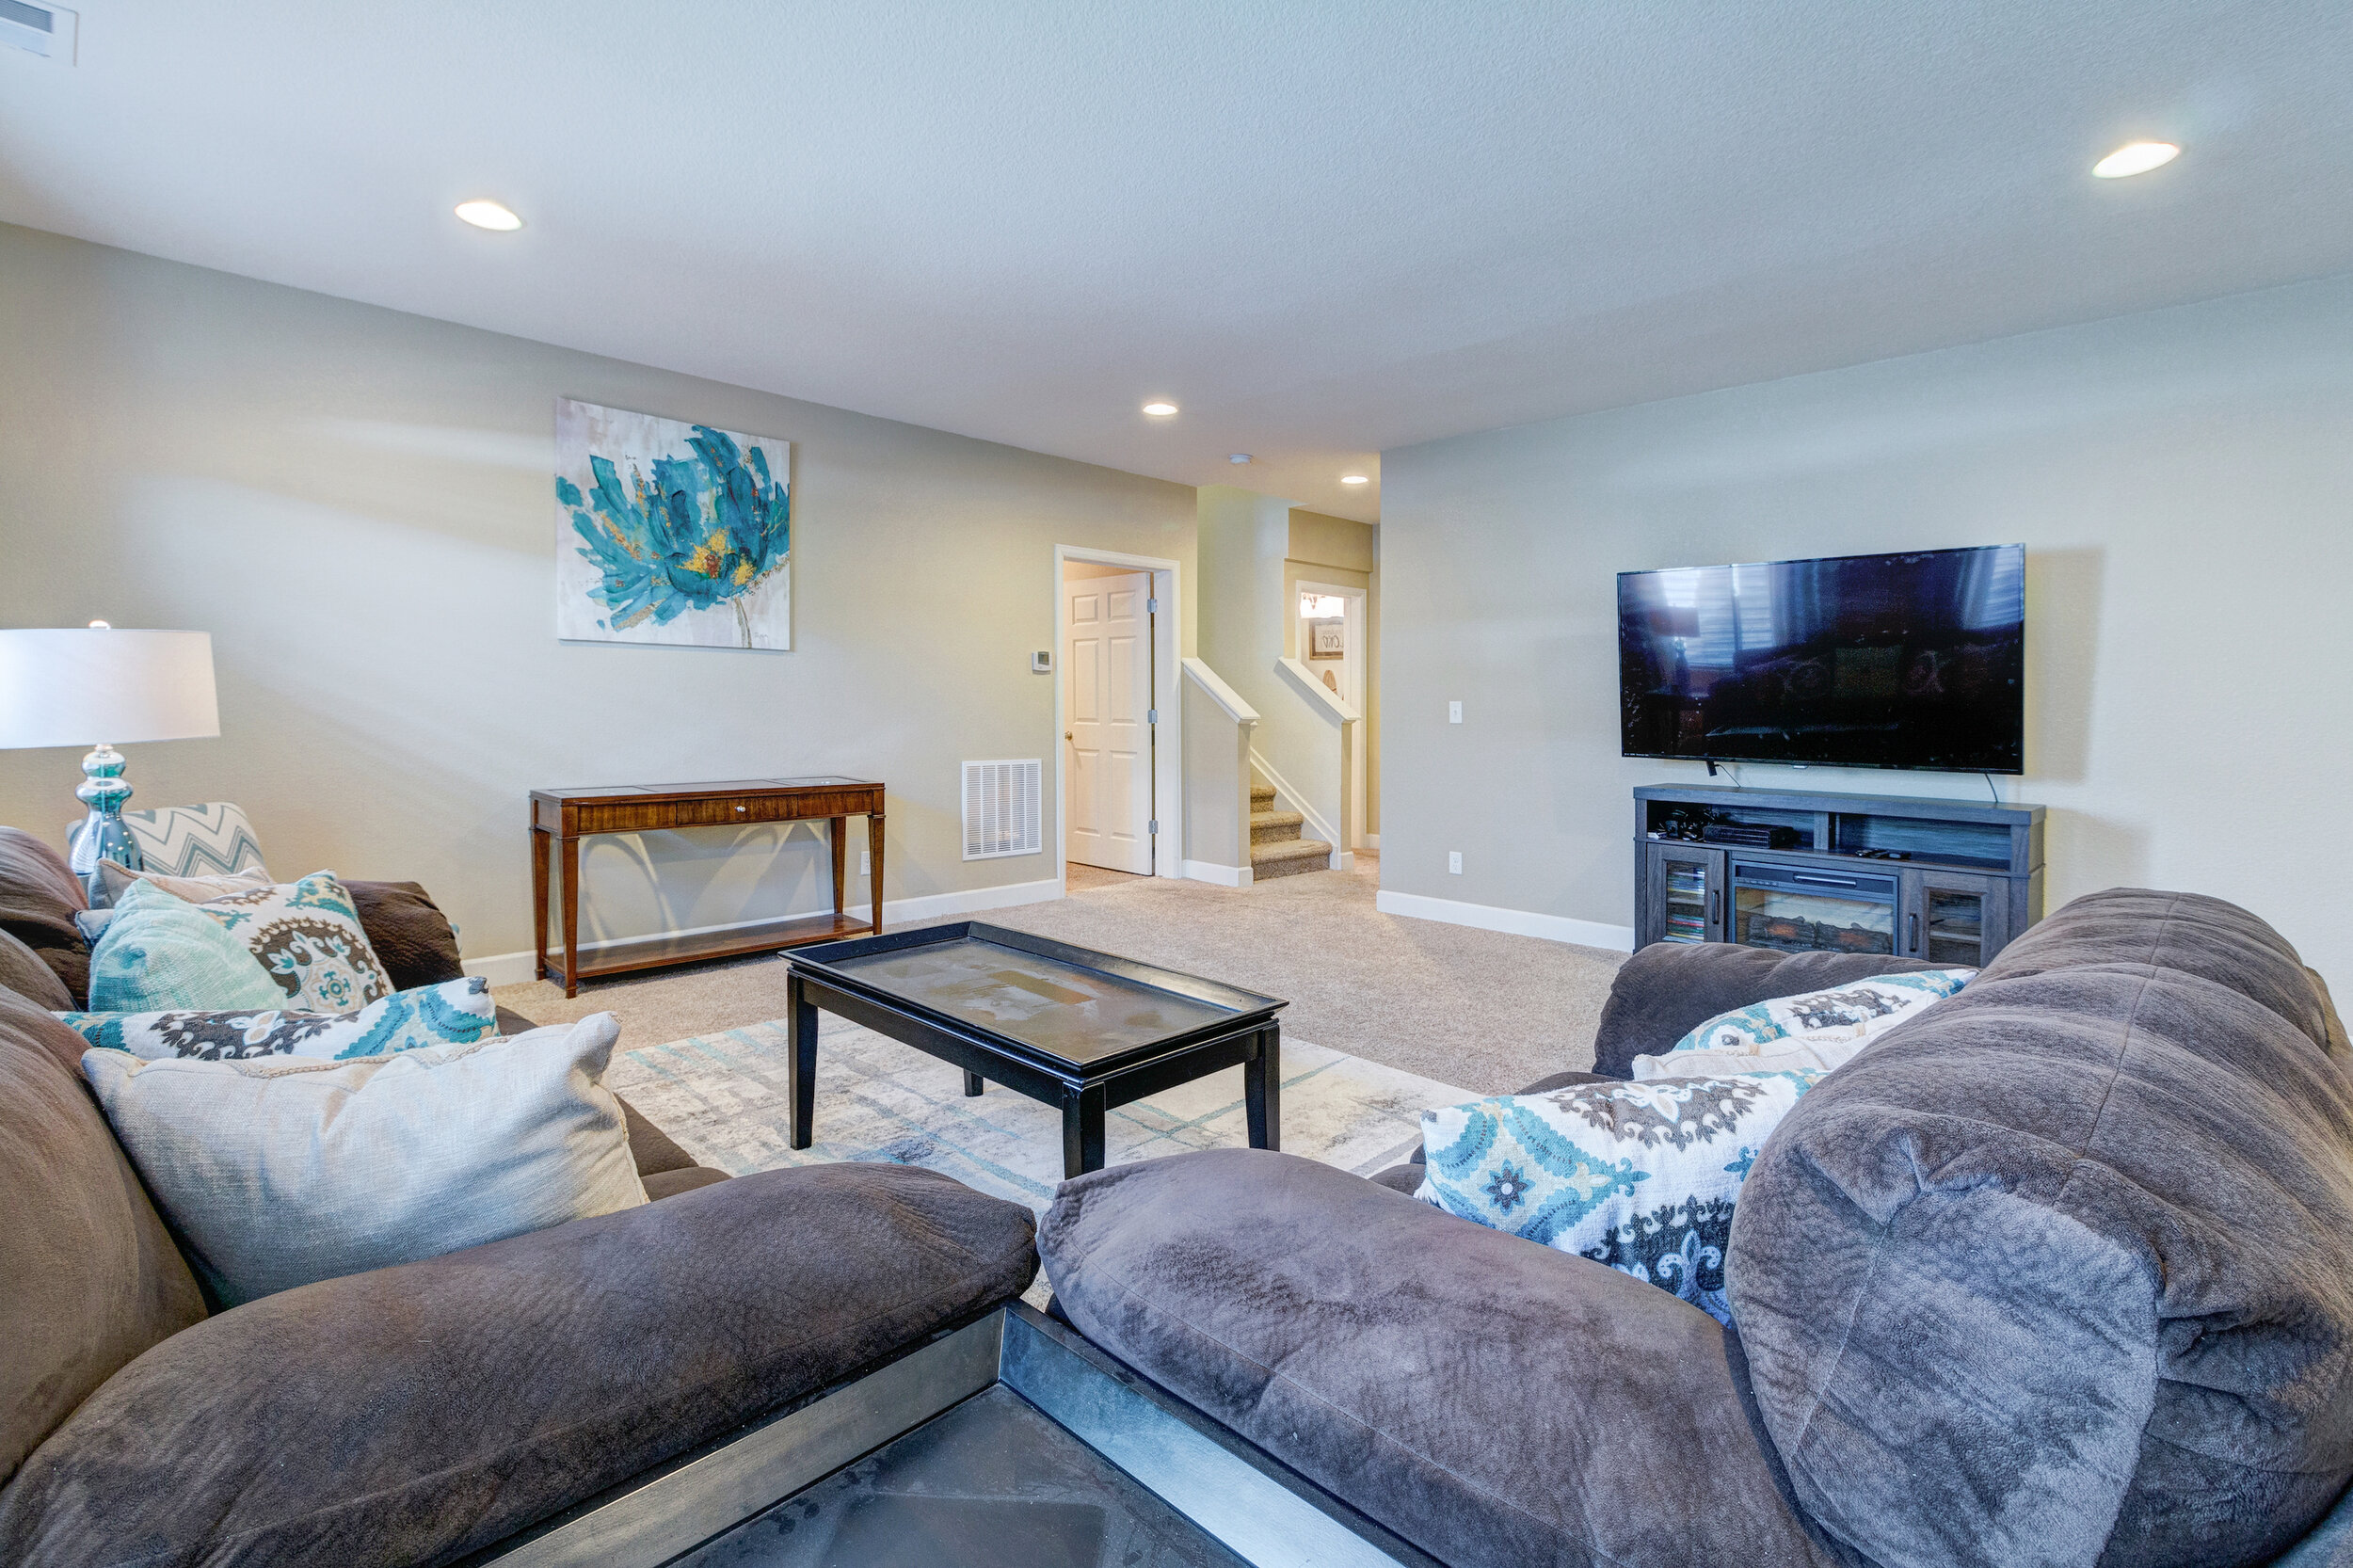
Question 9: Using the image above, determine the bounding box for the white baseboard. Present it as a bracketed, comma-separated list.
[1181, 858, 1254, 888]
[1374, 888, 1635, 952]
[1364, 834, 1381, 850]
[464, 875, 1066, 987]
[888, 876, 1064, 926]
[1331, 849, 1355, 872]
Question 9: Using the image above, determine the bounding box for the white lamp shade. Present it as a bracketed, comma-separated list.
[0, 630, 220, 749]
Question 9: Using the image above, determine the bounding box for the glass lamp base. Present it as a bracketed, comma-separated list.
[68, 744, 142, 907]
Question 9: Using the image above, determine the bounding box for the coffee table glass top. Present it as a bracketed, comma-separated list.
[820, 937, 1240, 1065]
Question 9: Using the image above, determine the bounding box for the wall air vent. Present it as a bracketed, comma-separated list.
[0, 0, 76, 62]
[962, 760, 1042, 860]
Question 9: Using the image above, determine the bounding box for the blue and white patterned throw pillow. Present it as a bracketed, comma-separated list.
[1630, 968, 1975, 1081]
[184, 872, 394, 1012]
[57, 977, 499, 1062]
[1417, 1071, 1825, 1323]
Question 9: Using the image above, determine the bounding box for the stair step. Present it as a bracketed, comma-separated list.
[1251, 838, 1333, 879]
[1250, 809, 1305, 844]
[1249, 783, 1276, 808]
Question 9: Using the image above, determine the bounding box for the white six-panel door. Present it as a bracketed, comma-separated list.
[1065, 570, 1154, 873]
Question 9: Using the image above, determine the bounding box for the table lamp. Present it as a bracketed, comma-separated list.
[0, 623, 220, 901]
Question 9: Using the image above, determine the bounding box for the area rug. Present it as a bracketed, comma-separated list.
[606, 1013, 1472, 1214]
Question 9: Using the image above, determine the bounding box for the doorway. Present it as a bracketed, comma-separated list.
[1296, 579, 1367, 850]
[1064, 562, 1153, 874]
[1059, 548, 1186, 880]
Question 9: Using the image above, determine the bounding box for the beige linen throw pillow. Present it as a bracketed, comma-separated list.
[83, 1014, 647, 1304]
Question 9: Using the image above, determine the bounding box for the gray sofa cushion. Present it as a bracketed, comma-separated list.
[622, 1095, 703, 1176]
[1041, 1147, 1836, 1568]
[0, 1161, 1037, 1568]
[0, 828, 90, 1007]
[1729, 888, 2353, 1568]
[1591, 943, 1945, 1078]
[0, 989, 205, 1487]
[0, 926, 72, 1012]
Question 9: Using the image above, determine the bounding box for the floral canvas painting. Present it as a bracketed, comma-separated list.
[554, 398, 791, 648]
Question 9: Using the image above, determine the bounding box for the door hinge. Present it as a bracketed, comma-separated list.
[1148, 820, 1159, 835]
[1146, 708, 1158, 725]
[1146, 597, 1159, 614]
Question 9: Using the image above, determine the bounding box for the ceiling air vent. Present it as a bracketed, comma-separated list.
[962, 760, 1041, 861]
[0, 0, 75, 62]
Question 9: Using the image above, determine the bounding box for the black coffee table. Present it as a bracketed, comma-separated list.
[783, 922, 1287, 1177]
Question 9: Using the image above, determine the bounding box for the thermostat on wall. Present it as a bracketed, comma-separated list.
[1032, 650, 1053, 674]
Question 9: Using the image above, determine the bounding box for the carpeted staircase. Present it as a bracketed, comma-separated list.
[1251, 780, 1333, 880]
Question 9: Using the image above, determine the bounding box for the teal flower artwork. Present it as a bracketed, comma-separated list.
[553, 398, 792, 648]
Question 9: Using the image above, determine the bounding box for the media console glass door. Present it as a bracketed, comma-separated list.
[1903, 869, 2011, 966]
[1644, 845, 1725, 945]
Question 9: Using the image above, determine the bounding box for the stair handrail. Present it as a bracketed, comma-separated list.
[1275, 657, 1359, 725]
[1182, 658, 1260, 728]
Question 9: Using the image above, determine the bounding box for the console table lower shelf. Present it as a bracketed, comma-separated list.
[471, 1303, 1440, 1568]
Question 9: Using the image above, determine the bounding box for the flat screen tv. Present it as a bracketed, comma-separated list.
[1618, 544, 2025, 774]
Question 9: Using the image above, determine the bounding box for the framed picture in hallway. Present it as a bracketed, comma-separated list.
[553, 397, 792, 648]
[1307, 617, 1345, 658]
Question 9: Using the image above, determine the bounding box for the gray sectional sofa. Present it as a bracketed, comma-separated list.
[0, 826, 1040, 1567]
[1040, 888, 2353, 1568]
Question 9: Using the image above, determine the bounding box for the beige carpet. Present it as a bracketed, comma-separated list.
[493, 854, 1625, 1093]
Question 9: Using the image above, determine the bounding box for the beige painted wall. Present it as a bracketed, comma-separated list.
[1381, 270, 2353, 985]
[0, 223, 1196, 963]
[1287, 508, 1380, 835]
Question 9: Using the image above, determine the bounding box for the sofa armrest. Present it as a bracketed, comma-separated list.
[1591, 943, 1947, 1077]
[1040, 1149, 1835, 1568]
[0, 1162, 1037, 1568]
[344, 879, 468, 991]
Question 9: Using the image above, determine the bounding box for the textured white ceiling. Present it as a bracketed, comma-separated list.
[5, 1, 2351, 521]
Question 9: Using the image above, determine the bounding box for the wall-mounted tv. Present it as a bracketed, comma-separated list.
[1619, 544, 2025, 775]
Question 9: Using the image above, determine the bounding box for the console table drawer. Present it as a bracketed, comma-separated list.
[573, 800, 682, 834]
[749, 789, 879, 822]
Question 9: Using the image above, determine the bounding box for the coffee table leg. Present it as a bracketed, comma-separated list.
[1062, 1084, 1107, 1177]
[964, 1071, 984, 1096]
[789, 973, 818, 1151]
[1246, 1026, 1282, 1152]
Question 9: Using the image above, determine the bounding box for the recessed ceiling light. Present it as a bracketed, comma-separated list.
[1229, 453, 1253, 464]
[1141, 401, 1178, 417]
[1340, 473, 1369, 486]
[455, 199, 523, 231]
[2092, 141, 2179, 179]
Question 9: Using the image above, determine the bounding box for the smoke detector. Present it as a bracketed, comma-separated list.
[0, 0, 76, 62]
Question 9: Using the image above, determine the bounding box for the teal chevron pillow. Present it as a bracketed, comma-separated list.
[88, 878, 284, 1013]
[56, 977, 499, 1062]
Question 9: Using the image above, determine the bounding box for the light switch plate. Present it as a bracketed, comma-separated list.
[1448, 851, 1463, 874]
[1448, 701, 1462, 724]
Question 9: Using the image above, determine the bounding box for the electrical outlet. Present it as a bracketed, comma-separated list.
[860, 850, 872, 875]
[1449, 700, 1463, 724]
[1449, 851, 1463, 874]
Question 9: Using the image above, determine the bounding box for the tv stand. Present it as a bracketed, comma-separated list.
[1633, 783, 2043, 967]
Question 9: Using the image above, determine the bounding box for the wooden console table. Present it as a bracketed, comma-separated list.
[530, 777, 884, 998]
